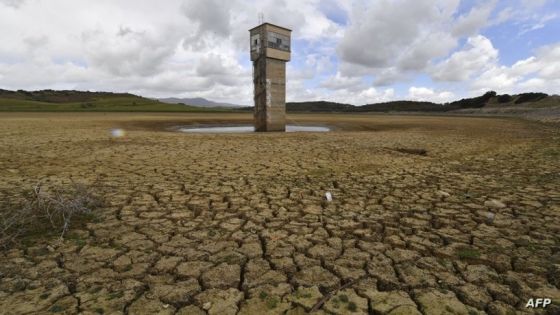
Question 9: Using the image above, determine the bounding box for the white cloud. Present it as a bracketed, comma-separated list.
[0, 0, 557, 106]
[408, 87, 455, 103]
[0, 0, 344, 104]
[452, 1, 497, 37]
[319, 72, 365, 91]
[0, 0, 26, 8]
[519, 13, 558, 35]
[334, 0, 504, 87]
[326, 87, 395, 105]
[182, 0, 231, 39]
[470, 43, 560, 94]
[431, 35, 498, 82]
[338, 0, 460, 70]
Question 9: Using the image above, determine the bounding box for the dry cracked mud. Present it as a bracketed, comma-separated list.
[0, 112, 559, 314]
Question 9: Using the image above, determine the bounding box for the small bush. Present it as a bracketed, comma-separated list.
[0, 181, 103, 248]
[515, 93, 548, 104]
[497, 94, 513, 103]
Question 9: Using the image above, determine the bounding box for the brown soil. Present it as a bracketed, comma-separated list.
[1, 112, 559, 314]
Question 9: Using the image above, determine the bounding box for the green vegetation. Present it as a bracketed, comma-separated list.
[66, 232, 88, 247]
[338, 294, 349, 303]
[0, 89, 231, 112]
[49, 305, 65, 313]
[497, 94, 513, 103]
[284, 91, 558, 112]
[265, 296, 279, 309]
[543, 148, 560, 157]
[294, 289, 312, 299]
[456, 248, 481, 260]
[108, 291, 124, 300]
[2, 89, 555, 113]
[515, 92, 548, 104]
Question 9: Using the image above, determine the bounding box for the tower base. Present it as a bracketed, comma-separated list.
[253, 57, 286, 132]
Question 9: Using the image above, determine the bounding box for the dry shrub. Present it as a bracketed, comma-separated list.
[0, 181, 103, 249]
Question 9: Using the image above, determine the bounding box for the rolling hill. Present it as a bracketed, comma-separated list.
[1, 90, 558, 122]
[284, 92, 558, 113]
[0, 89, 226, 112]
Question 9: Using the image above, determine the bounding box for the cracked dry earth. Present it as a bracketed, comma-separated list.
[1, 112, 559, 315]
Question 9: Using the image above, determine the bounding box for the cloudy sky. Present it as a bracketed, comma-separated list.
[0, 0, 558, 105]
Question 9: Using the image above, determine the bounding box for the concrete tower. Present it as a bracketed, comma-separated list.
[249, 23, 291, 132]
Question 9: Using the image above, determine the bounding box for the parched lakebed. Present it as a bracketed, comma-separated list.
[0, 112, 559, 314]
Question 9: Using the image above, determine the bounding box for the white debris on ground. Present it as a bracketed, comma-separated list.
[110, 128, 126, 138]
[486, 212, 496, 224]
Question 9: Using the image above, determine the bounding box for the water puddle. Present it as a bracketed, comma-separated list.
[178, 124, 330, 133]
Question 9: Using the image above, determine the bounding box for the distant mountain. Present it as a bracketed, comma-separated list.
[158, 97, 245, 108]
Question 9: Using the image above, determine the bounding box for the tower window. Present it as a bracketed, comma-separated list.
[267, 31, 290, 51]
[250, 34, 260, 51]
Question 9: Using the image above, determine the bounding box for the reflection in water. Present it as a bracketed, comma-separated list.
[179, 125, 330, 133]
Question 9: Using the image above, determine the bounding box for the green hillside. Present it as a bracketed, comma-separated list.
[0, 89, 225, 112]
[284, 91, 559, 113]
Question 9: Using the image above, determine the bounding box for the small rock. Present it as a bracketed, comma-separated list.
[436, 190, 450, 198]
[203, 302, 212, 310]
[484, 199, 506, 209]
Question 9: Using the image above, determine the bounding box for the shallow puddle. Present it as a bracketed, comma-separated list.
[178, 124, 330, 133]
